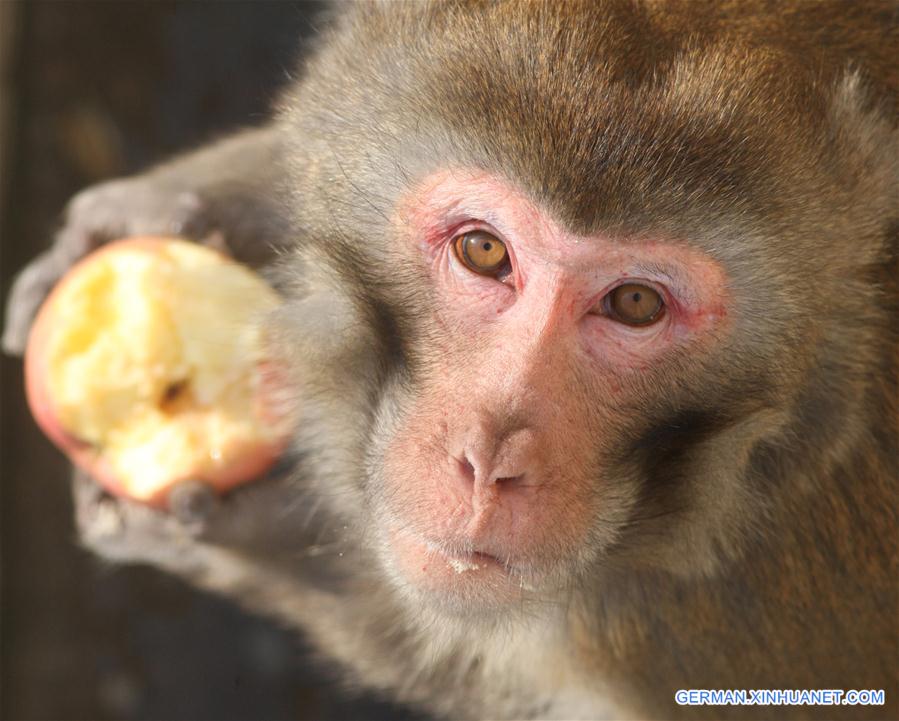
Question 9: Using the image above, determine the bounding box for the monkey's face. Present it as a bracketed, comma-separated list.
[279, 0, 882, 617]
[364, 169, 734, 612]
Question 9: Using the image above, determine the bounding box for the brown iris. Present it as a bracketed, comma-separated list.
[453, 230, 509, 276]
[606, 283, 664, 326]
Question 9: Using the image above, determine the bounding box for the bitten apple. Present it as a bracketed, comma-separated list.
[25, 237, 288, 507]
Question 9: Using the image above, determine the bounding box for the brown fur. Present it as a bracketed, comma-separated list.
[4, 2, 898, 719]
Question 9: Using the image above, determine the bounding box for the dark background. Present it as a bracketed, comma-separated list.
[0, 3, 416, 719]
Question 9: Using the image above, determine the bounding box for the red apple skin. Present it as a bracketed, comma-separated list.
[24, 236, 289, 509]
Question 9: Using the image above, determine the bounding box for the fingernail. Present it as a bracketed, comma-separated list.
[168, 480, 218, 527]
[200, 231, 231, 256]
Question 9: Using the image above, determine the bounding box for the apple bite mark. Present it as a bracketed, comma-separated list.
[25, 237, 288, 507]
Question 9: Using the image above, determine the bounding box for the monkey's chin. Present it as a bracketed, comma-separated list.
[384, 528, 539, 614]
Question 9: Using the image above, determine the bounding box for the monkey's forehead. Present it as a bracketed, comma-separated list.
[283, 0, 893, 242]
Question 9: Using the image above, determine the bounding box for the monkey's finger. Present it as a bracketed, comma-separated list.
[3, 177, 218, 357]
[2, 210, 105, 355]
[3, 186, 126, 355]
[199, 230, 233, 256]
[2, 249, 65, 355]
[167, 480, 221, 532]
[73, 470, 215, 571]
[176, 467, 314, 553]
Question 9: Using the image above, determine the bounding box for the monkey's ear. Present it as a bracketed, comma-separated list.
[824, 70, 898, 236]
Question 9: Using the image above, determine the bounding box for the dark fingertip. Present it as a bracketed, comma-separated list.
[263, 453, 299, 482]
[200, 230, 232, 256]
[168, 480, 219, 527]
[1, 326, 26, 356]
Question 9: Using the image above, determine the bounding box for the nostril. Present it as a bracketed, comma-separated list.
[456, 456, 476, 484]
[453, 448, 528, 489]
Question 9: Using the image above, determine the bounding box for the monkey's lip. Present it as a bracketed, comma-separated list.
[416, 534, 514, 572]
[386, 526, 538, 596]
[422, 541, 509, 572]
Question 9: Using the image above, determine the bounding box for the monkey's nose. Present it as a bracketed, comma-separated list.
[450, 419, 537, 494]
[454, 453, 527, 489]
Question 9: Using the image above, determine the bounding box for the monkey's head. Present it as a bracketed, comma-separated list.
[271, 1, 897, 616]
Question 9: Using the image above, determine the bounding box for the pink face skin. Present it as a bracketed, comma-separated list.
[377, 170, 730, 608]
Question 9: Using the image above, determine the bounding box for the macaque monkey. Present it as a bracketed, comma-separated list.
[4, 1, 897, 719]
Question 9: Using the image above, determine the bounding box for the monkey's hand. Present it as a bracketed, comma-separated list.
[2, 177, 215, 356]
[72, 465, 445, 715]
[72, 460, 388, 674]
[73, 464, 335, 582]
[3, 126, 286, 356]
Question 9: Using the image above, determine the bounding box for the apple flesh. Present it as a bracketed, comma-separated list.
[25, 237, 288, 507]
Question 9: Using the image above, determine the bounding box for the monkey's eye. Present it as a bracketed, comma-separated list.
[453, 231, 509, 276]
[605, 283, 665, 326]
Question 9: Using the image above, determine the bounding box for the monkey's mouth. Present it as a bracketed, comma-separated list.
[385, 527, 540, 604]
[424, 543, 506, 573]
